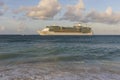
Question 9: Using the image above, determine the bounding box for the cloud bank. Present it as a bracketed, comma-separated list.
[14, 0, 120, 24]
[86, 7, 120, 24]
[62, 0, 120, 24]
[26, 0, 61, 20]
[61, 0, 85, 22]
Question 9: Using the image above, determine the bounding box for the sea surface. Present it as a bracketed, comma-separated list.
[0, 35, 120, 80]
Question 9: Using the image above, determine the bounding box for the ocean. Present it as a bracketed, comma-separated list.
[0, 35, 120, 80]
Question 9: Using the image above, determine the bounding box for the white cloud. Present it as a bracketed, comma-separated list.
[26, 0, 61, 19]
[13, 6, 31, 14]
[14, 0, 61, 20]
[61, 0, 85, 21]
[86, 7, 120, 24]
[106, 7, 112, 16]
[14, 0, 120, 24]
[61, 0, 120, 24]
[76, 0, 85, 9]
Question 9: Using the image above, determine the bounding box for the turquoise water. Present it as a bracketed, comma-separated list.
[0, 35, 120, 80]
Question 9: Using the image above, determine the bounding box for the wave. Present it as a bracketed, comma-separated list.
[0, 61, 120, 80]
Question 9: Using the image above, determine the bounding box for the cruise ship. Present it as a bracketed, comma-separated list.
[37, 24, 93, 36]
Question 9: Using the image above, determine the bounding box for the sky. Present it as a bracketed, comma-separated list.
[0, 0, 120, 35]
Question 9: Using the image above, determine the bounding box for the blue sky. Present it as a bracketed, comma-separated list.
[0, 0, 120, 35]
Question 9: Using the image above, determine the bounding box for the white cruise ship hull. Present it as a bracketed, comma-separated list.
[37, 31, 93, 36]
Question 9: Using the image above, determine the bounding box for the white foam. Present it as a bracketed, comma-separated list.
[0, 63, 120, 80]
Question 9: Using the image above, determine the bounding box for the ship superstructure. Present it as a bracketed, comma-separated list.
[37, 24, 93, 35]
